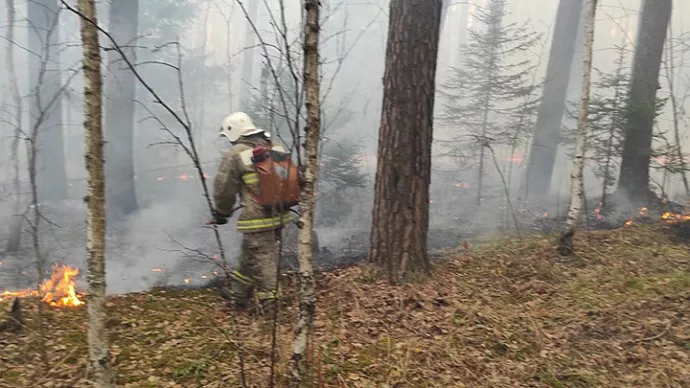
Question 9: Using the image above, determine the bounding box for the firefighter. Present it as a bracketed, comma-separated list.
[209, 111, 293, 314]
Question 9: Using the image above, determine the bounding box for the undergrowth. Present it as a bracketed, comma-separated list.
[1, 223, 689, 387]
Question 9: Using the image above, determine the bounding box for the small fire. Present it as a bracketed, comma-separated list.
[543, 212, 548, 218]
[594, 207, 604, 220]
[40, 265, 84, 307]
[661, 211, 690, 223]
[1, 289, 36, 302]
[152, 268, 163, 272]
[625, 220, 633, 226]
[454, 183, 471, 189]
[1, 264, 84, 307]
[639, 207, 648, 216]
[184, 278, 190, 284]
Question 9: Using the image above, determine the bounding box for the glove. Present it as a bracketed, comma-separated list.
[206, 211, 229, 225]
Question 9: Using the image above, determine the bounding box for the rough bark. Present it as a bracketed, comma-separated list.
[290, 1, 321, 384]
[616, 0, 672, 207]
[523, 0, 584, 199]
[5, 0, 23, 255]
[78, 0, 114, 385]
[559, 0, 597, 256]
[28, 0, 68, 202]
[104, 0, 139, 219]
[369, 0, 442, 282]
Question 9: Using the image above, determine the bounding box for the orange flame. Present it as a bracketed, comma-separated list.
[1, 265, 84, 307]
[40, 265, 84, 307]
[661, 211, 690, 223]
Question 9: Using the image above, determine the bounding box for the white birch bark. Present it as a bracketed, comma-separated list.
[77, 0, 114, 385]
[290, 0, 321, 384]
[560, 0, 598, 254]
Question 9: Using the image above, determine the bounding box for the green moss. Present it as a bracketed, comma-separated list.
[172, 360, 208, 383]
[669, 270, 690, 292]
[624, 278, 645, 290]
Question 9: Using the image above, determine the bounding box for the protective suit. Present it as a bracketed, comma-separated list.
[212, 112, 293, 311]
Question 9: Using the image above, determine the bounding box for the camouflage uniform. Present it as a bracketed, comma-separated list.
[213, 134, 293, 309]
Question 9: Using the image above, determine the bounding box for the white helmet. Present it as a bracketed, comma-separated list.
[219, 112, 265, 143]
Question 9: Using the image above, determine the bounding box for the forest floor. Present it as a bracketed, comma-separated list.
[1, 222, 690, 387]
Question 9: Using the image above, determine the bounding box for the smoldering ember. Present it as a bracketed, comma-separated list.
[1, 0, 689, 386]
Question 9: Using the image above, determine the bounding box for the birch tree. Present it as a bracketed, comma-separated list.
[291, 0, 321, 384]
[559, 0, 598, 256]
[77, 0, 114, 384]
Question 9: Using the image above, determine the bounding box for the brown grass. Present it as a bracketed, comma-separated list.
[1, 223, 689, 387]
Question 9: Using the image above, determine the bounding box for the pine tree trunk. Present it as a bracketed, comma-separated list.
[290, 0, 321, 384]
[455, 3, 469, 64]
[369, 0, 442, 283]
[616, 0, 672, 207]
[664, 22, 690, 198]
[239, 0, 260, 111]
[601, 43, 628, 212]
[559, 0, 598, 256]
[104, 0, 139, 219]
[523, 0, 584, 199]
[28, 0, 68, 203]
[78, 0, 114, 385]
[5, 0, 23, 255]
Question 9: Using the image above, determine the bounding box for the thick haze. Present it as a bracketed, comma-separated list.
[1, 0, 689, 293]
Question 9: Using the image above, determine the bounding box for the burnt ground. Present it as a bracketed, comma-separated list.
[1, 222, 689, 387]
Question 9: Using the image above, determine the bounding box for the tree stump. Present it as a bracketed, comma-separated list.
[0, 298, 23, 332]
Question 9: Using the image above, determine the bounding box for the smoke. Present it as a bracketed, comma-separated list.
[2, 0, 690, 295]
